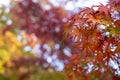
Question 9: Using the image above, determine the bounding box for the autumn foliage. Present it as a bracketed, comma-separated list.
[0, 0, 120, 80]
[65, 0, 120, 79]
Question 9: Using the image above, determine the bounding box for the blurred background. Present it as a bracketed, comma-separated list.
[1, 0, 120, 80]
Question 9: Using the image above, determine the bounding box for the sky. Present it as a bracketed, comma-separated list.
[49, 0, 108, 10]
[0, 0, 10, 6]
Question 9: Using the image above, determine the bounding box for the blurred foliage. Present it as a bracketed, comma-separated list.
[0, 0, 68, 80]
[0, 0, 120, 80]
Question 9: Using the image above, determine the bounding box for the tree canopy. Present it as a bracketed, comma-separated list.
[0, 0, 120, 80]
